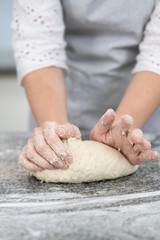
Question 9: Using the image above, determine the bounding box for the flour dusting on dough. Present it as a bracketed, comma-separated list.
[30, 138, 138, 183]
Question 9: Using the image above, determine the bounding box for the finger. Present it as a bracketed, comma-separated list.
[140, 139, 152, 150]
[24, 139, 57, 170]
[18, 153, 43, 172]
[94, 109, 116, 134]
[33, 127, 68, 168]
[135, 151, 159, 165]
[43, 124, 73, 164]
[55, 123, 81, 140]
[128, 128, 143, 145]
[117, 114, 133, 137]
[133, 139, 151, 152]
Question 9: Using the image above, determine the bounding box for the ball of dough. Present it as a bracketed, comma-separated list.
[30, 138, 138, 183]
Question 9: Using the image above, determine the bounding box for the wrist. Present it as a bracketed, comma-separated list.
[37, 115, 68, 127]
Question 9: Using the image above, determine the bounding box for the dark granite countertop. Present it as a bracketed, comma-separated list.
[0, 132, 160, 240]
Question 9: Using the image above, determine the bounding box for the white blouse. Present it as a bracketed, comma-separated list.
[11, 0, 160, 84]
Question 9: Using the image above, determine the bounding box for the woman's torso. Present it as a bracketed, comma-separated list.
[30, 0, 160, 138]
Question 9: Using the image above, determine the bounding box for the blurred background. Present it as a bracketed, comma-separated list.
[0, 1, 29, 132]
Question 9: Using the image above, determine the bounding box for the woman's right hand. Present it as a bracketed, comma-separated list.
[18, 122, 81, 172]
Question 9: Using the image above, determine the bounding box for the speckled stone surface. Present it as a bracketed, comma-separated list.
[0, 132, 160, 240]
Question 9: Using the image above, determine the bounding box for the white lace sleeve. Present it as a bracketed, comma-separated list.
[132, 0, 160, 75]
[11, 0, 68, 84]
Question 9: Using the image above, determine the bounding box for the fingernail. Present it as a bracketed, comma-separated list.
[62, 164, 68, 170]
[123, 115, 133, 125]
[154, 152, 159, 158]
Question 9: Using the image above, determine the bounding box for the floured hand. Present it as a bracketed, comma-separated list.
[90, 109, 159, 165]
[18, 122, 81, 171]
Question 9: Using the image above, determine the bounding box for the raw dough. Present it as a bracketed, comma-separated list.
[31, 138, 138, 183]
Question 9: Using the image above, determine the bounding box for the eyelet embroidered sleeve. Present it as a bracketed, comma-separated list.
[11, 0, 68, 84]
[132, 0, 160, 75]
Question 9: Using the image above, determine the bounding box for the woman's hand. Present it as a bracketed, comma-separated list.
[90, 109, 159, 165]
[18, 122, 81, 171]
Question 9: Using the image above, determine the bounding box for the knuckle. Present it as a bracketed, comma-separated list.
[43, 121, 56, 129]
[43, 125, 56, 137]
[42, 121, 50, 128]
[26, 147, 34, 159]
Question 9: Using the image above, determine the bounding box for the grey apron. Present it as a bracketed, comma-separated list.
[30, 0, 159, 139]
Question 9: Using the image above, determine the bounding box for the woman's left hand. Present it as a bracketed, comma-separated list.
[90, 109, 159, 165]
